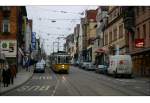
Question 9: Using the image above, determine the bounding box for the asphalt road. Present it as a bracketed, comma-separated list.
[3, 66, 150, 96]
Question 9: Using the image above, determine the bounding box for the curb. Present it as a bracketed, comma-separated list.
[0, 72, 34, 95]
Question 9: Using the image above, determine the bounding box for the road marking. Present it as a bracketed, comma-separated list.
[16, 85, 50, 92]
[39, 86, 50, 91]
[134, 86, 141, 89]
[51, 77, 59, 96]
[16, 86, 30, 92]
[32, 76, 52, 80]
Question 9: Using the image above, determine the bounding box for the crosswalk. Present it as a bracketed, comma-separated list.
[32, 76, 52, 80]
[16, 85, 51, 92]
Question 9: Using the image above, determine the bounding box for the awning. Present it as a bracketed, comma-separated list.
[95, 47, 108, 53]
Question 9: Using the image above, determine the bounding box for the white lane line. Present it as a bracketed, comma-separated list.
[134, 86, 141, 89]
[39, 85, 50, 91]
[16, 85, 51, 92]
[51, 76, 59, 96]
[51, 79, 60, 96]
[16, 86, 30, 92]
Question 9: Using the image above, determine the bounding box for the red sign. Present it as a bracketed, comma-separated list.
[135, 39, 144, 48]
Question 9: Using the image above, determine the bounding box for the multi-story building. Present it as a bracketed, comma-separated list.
[103, 6, 126, 56]
[64, 34, 74, 63]
[78, 18, 85, 62]
[80, 18, 87, 62]
[0, 6, 27, 64]
[123, 6, 150, 76]
[94, 6, 109, 65]
[73, 24, 80, 63]
[85, 9, 97, 63]
[25, 19, 32, 54]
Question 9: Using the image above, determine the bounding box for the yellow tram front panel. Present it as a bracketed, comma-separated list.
[54, 64, 70, 72]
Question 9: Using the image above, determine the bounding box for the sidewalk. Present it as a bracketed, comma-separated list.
[0, 66, 34, 95]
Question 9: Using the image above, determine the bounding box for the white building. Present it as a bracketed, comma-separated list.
[25, 22, 32, 54]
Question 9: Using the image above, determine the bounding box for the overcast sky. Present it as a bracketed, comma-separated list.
[26, 6, 98, 55]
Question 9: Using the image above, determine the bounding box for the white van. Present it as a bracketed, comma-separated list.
[107, 55, 133, 77]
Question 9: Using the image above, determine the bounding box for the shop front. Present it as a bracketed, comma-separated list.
[94, 47, 108, 66]
[131, 48, 150, 77]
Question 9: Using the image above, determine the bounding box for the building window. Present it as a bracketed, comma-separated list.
[109, 31, 112, 43]
[105, 33, 108, 45]
[119, 7, 122, 15]
[136, 7, 139, 16]
[149, 21, 150, 38]
[119, 24, 123, 38]
[98, 39, 100, 46]
[143, 24, 146, 39]
[2, 6, 10, 11]
[137, 27, 140, 38]
[2, 18, 10, 32]
[142, 6, 145, 13]
[113, 28, 117, 40]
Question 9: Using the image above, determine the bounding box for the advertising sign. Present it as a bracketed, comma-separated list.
[135, 39, 144, 48]
[31, 32, 36, 50]
[0, 40, 17, 57]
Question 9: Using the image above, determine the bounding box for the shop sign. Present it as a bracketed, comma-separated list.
[0, 40, 17, 57]
[135, 39, 144, 48]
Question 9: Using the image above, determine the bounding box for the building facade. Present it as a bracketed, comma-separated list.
[103, 7, 127, 56]
[0, 6, 27, 64]
[123, 6, 150, 76]
[94, 6, 109, 65]
[85, 10, 97, 63]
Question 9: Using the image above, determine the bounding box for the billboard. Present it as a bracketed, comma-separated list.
[0, 40, 17, 57]
[31, 32, 36, 50]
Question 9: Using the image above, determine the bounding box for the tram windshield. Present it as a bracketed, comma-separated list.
[57, 55, 70, 64]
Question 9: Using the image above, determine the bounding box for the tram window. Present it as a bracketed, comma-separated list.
[58, 56, 61, 63]
[66, 57, 69, 63]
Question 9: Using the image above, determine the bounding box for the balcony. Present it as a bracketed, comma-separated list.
[122, 7, 135, 30]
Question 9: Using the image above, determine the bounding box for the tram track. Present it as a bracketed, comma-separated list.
[73, 66, 149, 96]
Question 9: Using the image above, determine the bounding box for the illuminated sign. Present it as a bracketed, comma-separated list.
[135, 39, 144, 48]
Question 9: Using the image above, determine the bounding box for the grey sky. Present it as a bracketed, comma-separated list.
[26, 6, 98, 55]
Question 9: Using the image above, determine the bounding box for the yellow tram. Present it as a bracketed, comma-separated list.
[50, 51, 71, 73]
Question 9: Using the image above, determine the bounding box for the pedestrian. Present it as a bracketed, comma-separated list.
[27, 59, 31, 72]
[2, 68, 7, 87]
[6, 66, 11, 87]
[10, 65, 15, 84]
[24, 56, 29, 71]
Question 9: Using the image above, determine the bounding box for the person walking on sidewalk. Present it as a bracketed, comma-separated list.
[24, 55, 29, 71]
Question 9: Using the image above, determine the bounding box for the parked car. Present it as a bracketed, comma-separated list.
[73, 61, 79, 66]
[95, 65, 108, 74]
[78, 62, 83, 68]
[107, 55, 133, 78]
[86, 62, 96, 70]
[34, 61, 45, 73]
[81, 62, 91, 69]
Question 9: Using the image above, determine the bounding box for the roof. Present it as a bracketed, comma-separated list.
[86, 10, 98, 22]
